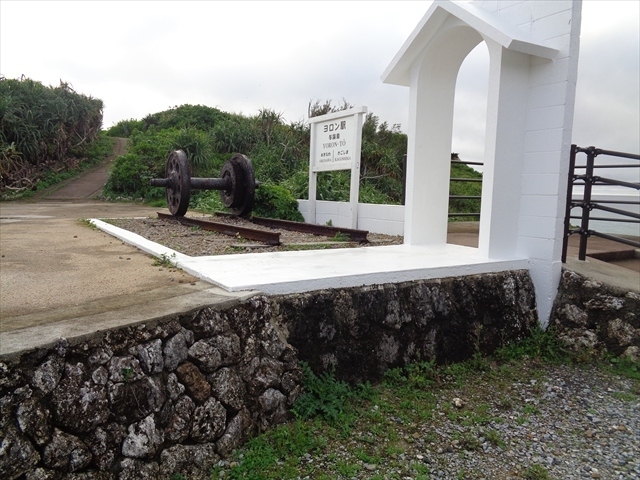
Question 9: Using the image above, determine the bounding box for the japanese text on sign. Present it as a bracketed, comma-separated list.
[312, 116, 355, 170]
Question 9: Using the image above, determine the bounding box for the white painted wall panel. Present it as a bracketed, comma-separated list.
[527, 82, 569, 108]
[520, 194, 559, 217]
[525, 105, 567, 131]
[518, 214, 558, 239]
[521, 173, 561, 195]
[531, 1, 572, 20]
[524, 128, 564, 152]
[521, 151, 564, 175]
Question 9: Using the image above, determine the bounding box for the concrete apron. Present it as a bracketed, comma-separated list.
[92, 219, 529, 294]
[0, 202, 257, 358]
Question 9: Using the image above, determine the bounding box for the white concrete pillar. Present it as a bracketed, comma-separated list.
[479, 42, 530, 259]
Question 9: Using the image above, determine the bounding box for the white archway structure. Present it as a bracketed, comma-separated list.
[383, 1, 582, 324]
[99, 2, 582, 328]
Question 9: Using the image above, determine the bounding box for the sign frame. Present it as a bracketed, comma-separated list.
[308, 106, 368, 228]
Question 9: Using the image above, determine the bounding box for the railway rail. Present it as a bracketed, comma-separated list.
[156, 212, 369, 246]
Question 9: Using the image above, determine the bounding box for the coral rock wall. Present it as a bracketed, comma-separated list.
[0, 297, 300, 480]
[0, 270, 539, 479]
[550, 269, 640, 360]
[272, 270, 538, 382]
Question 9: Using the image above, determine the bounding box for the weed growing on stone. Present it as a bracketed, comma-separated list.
[494, 326, 568, 363]
[522, 463, 551, 479]
[331, 232, 352, 242]
[292, 362, 373, 426]
[153, 252, 177, 268]
[120, 367, 134, 382]
[79, 218, 97, 229]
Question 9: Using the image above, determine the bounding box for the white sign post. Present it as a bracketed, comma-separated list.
[308, 106, 367, 229]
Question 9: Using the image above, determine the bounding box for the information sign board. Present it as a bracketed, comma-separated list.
[311, 114, 359, 172]
[307, 106, 367, 228]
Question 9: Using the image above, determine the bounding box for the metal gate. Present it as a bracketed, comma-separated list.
[562, 145, 640, 262]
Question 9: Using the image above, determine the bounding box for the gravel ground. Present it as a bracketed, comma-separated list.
[107, 214, 403, 257]
[215, 361, 639, 480]
[379, 363, 639, 480]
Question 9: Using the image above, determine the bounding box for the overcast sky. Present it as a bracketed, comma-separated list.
[1, 1, 639, 169]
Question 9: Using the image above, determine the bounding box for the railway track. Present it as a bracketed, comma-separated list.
[156, 212, 370, 247]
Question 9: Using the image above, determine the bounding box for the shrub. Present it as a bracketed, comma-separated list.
[253, 183, 304, 221]
[105, 118, 145, 137]
[292, 362, 371, 424]
[105, 153, 161, 200]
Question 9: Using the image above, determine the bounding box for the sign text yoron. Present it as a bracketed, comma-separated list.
[308, 106, 367, 228]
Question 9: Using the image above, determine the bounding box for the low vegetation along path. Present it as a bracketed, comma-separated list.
[41, 137, 127, 201]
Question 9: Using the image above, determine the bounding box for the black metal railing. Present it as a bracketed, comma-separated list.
[562, 145, 640, 262]
[401, 154, 483, 219]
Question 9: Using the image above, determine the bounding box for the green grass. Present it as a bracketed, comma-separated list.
[611, 390, 638, 402]
[603, 355, 640, 380]
[494, 326, 568, 364]
[292, 362, 374, 426]
[522, 464, 551, 480]
[1, 135, 115, 201]
[79, 218, 97, 229]
[152, 252, 177, 268]
[210, 332, 639, 480]
[331, 232, 352, 242]
[209, 421, 327, 480]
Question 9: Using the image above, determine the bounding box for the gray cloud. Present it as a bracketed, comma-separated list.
[1, 0, 638, 176]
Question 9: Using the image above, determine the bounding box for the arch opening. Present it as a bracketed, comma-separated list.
[404, 22, 483, 245]
[450, 41, 490, 230]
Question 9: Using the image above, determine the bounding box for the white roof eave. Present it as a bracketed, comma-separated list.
[382, 0, 559, 86]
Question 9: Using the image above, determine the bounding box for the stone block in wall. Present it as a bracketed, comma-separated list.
[42, 429, 91, 472]
[159, 443, 219, 480]
[108, 376, 166, 424]
[215, 408, 252, 457]
[85, 423, 126, 472]
[550, 269, 640, 357]
[163, 328, 193, 372]
[17, 396, 51, 446]
[160, 395, 195, 443]
[118, 457, 159, 480]
[52, 364, 109, 433]
[209, 367, 246, 411]
[175, 361, 211, 404]
[0, 294, 299, 478]
[121, 415, 164, 459]
[190, 397, 226, 443]
[0, 424, 40, 479]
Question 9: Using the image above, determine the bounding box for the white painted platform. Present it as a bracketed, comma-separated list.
[92, 219, 529, 295]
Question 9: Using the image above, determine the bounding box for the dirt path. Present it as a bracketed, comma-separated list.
[42, 137, 127, 200]
[0, 139, 212, 347]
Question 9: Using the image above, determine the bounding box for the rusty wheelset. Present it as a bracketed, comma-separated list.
[150, 150, 257, 217]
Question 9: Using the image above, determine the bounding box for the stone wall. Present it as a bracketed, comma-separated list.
[272, 270, 538, 383]
[0, 270, 539, 479]
[550, 269, 640, 361]
[0, 297, 301, 480]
